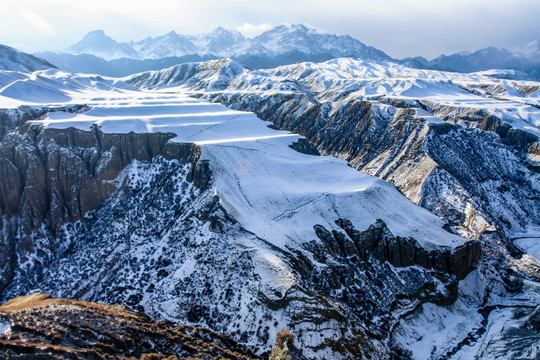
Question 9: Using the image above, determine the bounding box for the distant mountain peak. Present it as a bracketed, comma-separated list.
[75, 29, 115, 46]
[211, 26, 228, 33]
[206, 26, 243, 37]
[162, 30, 180, 39]
[70, 29, 138, 60]
[72, 30, 118, 51]
[192, 27, 245, 42]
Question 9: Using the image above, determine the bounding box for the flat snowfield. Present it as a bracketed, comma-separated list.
[5, 86, 463, 251]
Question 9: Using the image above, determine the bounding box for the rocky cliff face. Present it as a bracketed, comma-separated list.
[0, 107, 210, 298]
[0, 292, 259, 359]
[311, 218, 480, 281]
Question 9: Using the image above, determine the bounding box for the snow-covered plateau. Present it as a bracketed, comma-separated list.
[0, 54, 539, 359]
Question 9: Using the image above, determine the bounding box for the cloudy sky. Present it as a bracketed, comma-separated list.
[1, 0, 538, 59]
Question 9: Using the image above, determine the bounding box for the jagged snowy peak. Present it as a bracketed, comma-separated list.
[132, 31, 198, 59]
[226, 38, 272, 57]
[42, 26, 540, 80]
[253, 24, 391, 60]
[62, 25, 392, 63]
[70, 30, 139, 60]
[187, 27, 248, 56]
[0, 44, 55, 72]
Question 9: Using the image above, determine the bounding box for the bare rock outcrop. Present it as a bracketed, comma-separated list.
[0, 292, 259, 359]
[0, 110, 210, 297]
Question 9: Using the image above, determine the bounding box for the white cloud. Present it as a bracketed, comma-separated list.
[235, 23, 273, 37]
[19, 8, 56, 36]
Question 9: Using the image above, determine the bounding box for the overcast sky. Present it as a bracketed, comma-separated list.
[0, 0, 538, 59]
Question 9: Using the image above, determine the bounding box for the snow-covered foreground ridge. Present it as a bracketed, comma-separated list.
[31, 91, 465, 251]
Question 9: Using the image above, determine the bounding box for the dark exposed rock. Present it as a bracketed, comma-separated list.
[299, 221, 461, 337]
[523, 305, 540, 332]
[480, 115, 538, 151]
[0, 292, 259, 360]
[529, 142, 540, 157]
[315, 218, 480, 280]
[419, 102, 539, 152]
[452, 240, 483, 280]
[0, 112, 210, 297]
[288, 138, 320, 155]
[0, 106, 87, 140]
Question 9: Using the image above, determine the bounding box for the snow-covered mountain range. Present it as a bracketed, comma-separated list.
[65, 25, 391, 61]
[0, 43, 539, 359]
[35, 25, 540, 80]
